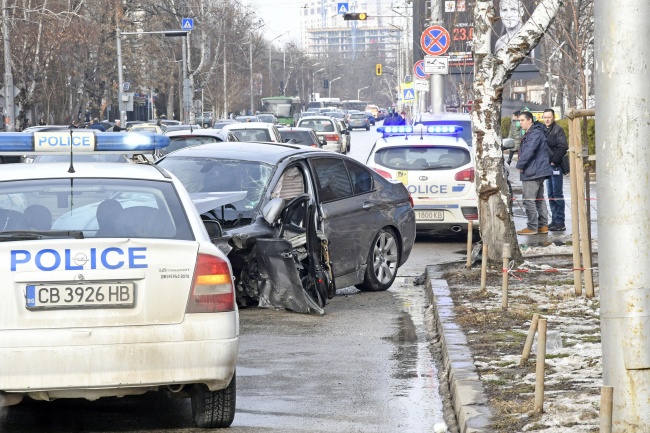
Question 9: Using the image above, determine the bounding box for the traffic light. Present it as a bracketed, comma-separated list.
[343, 12, 367, 20]
[323, 79, 329, 89]
[375, 64, 382, 76]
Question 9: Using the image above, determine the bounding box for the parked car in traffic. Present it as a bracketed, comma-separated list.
[156, 141, 416, 314]
[365, 112, 376, 126]
[296, 116, 346, 153]
[348, 112, 371, 130]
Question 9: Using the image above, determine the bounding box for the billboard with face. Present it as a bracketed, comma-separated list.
[442, 0, 542, 75]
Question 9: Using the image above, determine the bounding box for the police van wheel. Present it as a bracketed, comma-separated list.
[356, 227, 400, 292]
[191, 373, 236, 428]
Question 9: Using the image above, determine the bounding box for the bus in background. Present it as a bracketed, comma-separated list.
[342, 100, 367, 112]
[306, 97, 342, 110]
[365, 104, 380, 119]
[260, 96, 301, 126]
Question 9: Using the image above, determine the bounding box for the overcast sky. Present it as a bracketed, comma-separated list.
[246, 0, 304, 47]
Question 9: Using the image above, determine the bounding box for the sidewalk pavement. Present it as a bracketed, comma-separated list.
[425, 163, 599, 432]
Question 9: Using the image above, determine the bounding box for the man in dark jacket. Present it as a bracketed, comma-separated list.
[515, 111, 553, 235]
[542, 108, 568, 231]
[88, 118, 106, 132]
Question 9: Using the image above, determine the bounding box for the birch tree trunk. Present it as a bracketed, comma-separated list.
[473, 0, 562, 262]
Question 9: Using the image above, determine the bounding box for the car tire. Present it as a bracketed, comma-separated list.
[365, 126, 370, 131]
[191, 373, 236, 428]
[355, 227, 400, 292]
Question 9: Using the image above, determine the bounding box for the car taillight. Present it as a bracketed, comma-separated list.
[461, 207, 479, 220]
[373, 168, 392, 179]
[325, 134, 339, 142]
[408, 193, 414, 208]
[455, 168, 475, 182]
[186, 254, 235, 313]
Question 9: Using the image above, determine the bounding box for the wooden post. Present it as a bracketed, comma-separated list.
[519, 313, 540, 366]
[466, 220, 473, 269]
[534, 318, 547, 414]
[600, 386, 613, 433]
[567, 119, 583, 296]
[502, 243, 510, 311]
[480, 242, 488, 292]
[572, 119, 594, 297]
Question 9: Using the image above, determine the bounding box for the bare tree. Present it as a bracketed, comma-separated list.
[473, 0, 562, 261]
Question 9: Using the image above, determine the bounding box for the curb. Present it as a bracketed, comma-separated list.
[425, 266, 492, 433]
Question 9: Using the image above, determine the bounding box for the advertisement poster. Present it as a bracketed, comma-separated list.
[442, 0, 542, 75]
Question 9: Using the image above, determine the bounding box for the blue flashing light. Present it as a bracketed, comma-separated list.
[0, 131, 169, 154]
[377, 124, 463, 138]
[96, 133, 170, 152]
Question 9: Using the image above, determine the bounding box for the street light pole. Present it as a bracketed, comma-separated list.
[249, 39, 254, 114]
[312, 68, 325, 101]
[329, 77, 341, 98]
[116, 28, 125, 126]
[357, 85, 370, 100]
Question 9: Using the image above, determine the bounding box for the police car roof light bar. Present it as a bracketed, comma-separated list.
[0, 132, 170, 155]
[377, 125, 463, 138]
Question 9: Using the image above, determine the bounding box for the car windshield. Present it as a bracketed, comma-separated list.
[164, 136, 224, 154]
[374, 146, 471, 170]
[0, 178, 193, 240]
[229, 129, 271, 142]
[157, 157, 274, 226]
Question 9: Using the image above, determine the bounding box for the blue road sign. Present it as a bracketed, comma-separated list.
[420, 25, 450, 56]
[337, 3, 349, 13]
[403, 89, 415, 101]
[182, 18, 194, 31]
[413, 60, 429, 79]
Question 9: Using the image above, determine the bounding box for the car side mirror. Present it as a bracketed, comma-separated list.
[203, 219, 223, 239]
[262, 197, 285, 225]
[502, 138, 515, 150]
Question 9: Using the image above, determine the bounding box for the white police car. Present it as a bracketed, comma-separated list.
[366, 125, 478, 235]
[0, 130, 239, 428]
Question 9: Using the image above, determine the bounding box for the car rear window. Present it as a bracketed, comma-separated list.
[279, 130, 317, 145]
[298, 119, 335, 132]
[230, 129, 271, 142]
[374, 146, 471, 170]
[0, 178, 193, 240]
[350, 114, 366, 119]
[165, 136, 224, 154]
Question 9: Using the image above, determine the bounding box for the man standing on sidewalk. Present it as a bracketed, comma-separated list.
[516, 111, 553, 235]
[506, 110, 522, 164]
[542, 109, 568, 231]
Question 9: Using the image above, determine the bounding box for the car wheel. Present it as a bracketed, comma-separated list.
[191, 373, 236, 428]
[355, 227, 400, 292]
[365, 125, 370, 131]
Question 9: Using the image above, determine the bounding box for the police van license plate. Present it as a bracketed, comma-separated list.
[26, 283, 135, 309]
[416, 210, 444, 221]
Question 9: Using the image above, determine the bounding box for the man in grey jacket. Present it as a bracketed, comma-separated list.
[542, 109, 568, 231]
[515, 111, 553, 235]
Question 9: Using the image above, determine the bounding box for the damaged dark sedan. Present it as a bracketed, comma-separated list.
[156, 142, 416, 314]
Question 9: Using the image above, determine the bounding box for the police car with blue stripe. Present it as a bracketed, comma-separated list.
[366, 125, 478, 235]
[0, 130, 238, 428]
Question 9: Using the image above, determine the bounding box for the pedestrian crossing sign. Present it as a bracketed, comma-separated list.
[403, 89, 415, 101]
[337, 3, 349, 14]
[182, 18, 194, 30]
